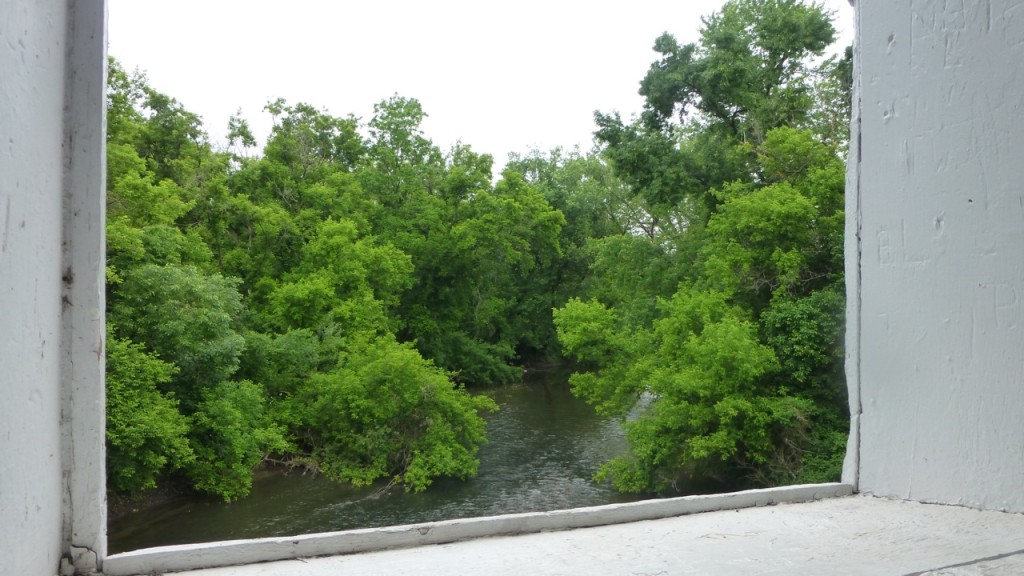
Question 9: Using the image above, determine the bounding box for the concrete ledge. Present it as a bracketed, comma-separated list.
[103, 482, 852, 575]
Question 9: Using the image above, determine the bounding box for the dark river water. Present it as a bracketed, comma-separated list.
[108, 373, 648, 553]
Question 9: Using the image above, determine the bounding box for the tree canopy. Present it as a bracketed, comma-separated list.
[555, 0, 849, 492]
[106, 0, 850, 503]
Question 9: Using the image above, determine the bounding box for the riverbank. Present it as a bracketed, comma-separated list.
[108, 379, 643, 553]
[108, 481, 197, 523]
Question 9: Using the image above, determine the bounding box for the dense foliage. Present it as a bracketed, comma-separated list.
[106, 0, 851, 502]
[556, 0, 851, 492]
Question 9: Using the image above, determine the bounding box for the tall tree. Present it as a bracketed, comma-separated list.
[596, 0, 835, 218]
[557, 0, 848, 492]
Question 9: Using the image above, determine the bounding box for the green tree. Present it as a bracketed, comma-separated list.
[287, 336, 497, 491]
[595, 0, 836, 219]
[808, 45, 854, 154]
[110, 264, 246, 407]
[105, 327, 193, 494]
[639, 0, 835, 138]
[395, 155, 566, 385]
[267, 218, 413, 337]
[557, 0, 848, 493]
[187, 380, 289, 501]
[503, 148, 631, 359]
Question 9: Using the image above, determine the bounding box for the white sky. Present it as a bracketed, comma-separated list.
[107, 0, 854, 172]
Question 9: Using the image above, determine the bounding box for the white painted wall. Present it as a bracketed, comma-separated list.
[851, 0, 1024, 512]
[7, 0, 1024, 572]
[1, 3, 73, 574]
[0, 1, 107, 575]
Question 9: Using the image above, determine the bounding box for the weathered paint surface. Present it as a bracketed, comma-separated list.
[111, 496, 1024, 576]
[853, 0, 1024, 511]
[0, 1, 107, 575]
[0, 2, 72, 575]
[842, 0, 864, 488]
[103, 484, 853, 576]
[60, 0, 109, 569]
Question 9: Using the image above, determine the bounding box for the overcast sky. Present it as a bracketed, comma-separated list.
[107, 1, 854, 171]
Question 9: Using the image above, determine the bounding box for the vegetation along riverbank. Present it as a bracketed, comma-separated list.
[106, 0, 852, 514]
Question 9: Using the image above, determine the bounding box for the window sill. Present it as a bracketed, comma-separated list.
[106, 487, 1024, 576]
[104, 483, 850, 575]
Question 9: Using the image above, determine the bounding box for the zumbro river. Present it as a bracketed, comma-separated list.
[108, 372, 647, 553]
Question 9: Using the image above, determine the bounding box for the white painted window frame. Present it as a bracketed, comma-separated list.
[62, 1, 860, 574]
[62, 0, 109, 573]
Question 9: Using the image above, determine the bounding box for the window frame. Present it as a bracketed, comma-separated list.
[65, 2, 859, 574]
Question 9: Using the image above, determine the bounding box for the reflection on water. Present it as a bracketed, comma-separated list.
[108, 373, 647, 553]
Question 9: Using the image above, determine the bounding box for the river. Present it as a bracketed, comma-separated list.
[108, 372, 649, 553]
